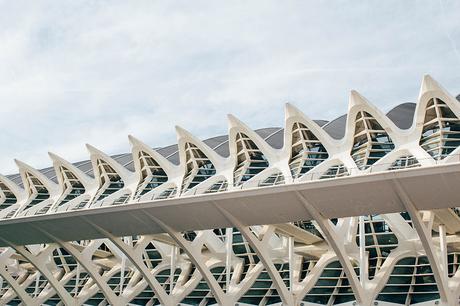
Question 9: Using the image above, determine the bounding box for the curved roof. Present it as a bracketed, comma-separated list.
[386, 102, 416, 130]
[5, 99, 458, 183]
[322, 114, 347, 140]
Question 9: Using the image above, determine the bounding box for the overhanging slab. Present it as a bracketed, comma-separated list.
[0, 163, 459, 246]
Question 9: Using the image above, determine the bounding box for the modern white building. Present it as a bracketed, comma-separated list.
[0, 75, 460, 305]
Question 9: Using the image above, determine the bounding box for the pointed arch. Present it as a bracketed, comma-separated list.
[129, 136, 178, 200]
[414, 75, 460, 163]
[134, 150, 169, 197]
[93, 159, 125, 202]
[14, 160, 59, 216]
[350, 110, 395, 170]
[0, 175, 24, 213]
[48, 152, 96, 212]
[232, 132, 270, 186]
[345, 91, 401, 171]
[55, 166, 86, 205]
[284, 104, 334, 180]
[419, 97, 460, 160]
[289, 122, 329, 179]
[181, 142, 217, 193]
[175, 127, 226, 194]
[87, 145, 136, 207]
[228, 115, 279, 187]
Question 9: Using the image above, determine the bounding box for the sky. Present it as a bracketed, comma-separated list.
[0, 1, 460, 174]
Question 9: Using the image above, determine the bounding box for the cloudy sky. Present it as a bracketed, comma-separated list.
[0, 1, 459, 174]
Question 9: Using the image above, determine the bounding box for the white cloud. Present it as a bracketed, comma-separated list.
[0, 0, 459, 174]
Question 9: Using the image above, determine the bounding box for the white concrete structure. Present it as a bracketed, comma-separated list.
[0, 75, 460, 305]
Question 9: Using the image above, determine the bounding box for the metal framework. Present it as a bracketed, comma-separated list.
[0, 75, 459, 305]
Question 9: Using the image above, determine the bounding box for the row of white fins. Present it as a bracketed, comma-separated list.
[1, 74, 459, 218]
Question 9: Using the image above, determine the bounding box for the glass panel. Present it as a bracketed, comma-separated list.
[233, 133, 269, 186]
[351, 111, 394, 170]
[320, 164, 349, 179]
[0, 181, 17, 211]
[377, 256, 440, 304]
[134, 151, 168, 198]
[55, 166, 86, 207]
[181, 143, 216, 193]
[356, 215, 398, 279]
[22, 172, 50, 210]
[419, 98, 460, 160]
[92, 159, 124, 203]
[289, 122, 329, 179]
[388, 155, 421, 170]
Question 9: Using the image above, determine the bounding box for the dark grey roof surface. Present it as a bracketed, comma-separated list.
[386, 103, 416, 130]
[323, 114, 347, 140]
[6, 99, 458, 186]
[203, 135, 229, 158]
[322, 102, 416, 139]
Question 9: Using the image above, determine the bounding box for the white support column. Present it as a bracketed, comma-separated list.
[359, 215, 367, 285]
[392, 179, 453, 305]
[55, 241, 122, 306]
[439, 224, 448, 278]
[225, 227, 232, 293]
[146, 212, 230, 306]
[143, 211, 230, 306]
[295, 191, 367, 305]
[0, 241, 75, 306]
[216, 206, 294, 305]
[107, 236, 175, 305]
[288, 236, 294, 291]
[29, 228, 122, 306]
[0, 264, 35, 305]
[119, 253, 126, 294]
[169, 245, 176, 294]
[70, 222, 174, 306]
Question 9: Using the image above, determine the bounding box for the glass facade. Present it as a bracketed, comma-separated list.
[181, 143, 216, 193]
[22, 171, 50, 211]
[289, 122, 329, 179]
[205, 180, 228, 193]
[258, 172, 285, 187]
[355, 215, 398, 279]
[304, 261, 359, 305]
[320, 164, 349, 179]
[388, 155, 421, 170]
[92, 159, 125, 204]
[351, 111, 394, 170]
[0, 181, 17, 211]
[377, 256, 440, 304]
[233, 133, 269, 186]
[134, 151, 168, 198]
[55, 166, 86, 207]
[419, 98, 460, 160]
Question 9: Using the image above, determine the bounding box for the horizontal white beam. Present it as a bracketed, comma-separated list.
[0, 163, 459, 246]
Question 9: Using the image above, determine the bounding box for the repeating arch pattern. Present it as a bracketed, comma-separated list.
[0, 75, 460, 305]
